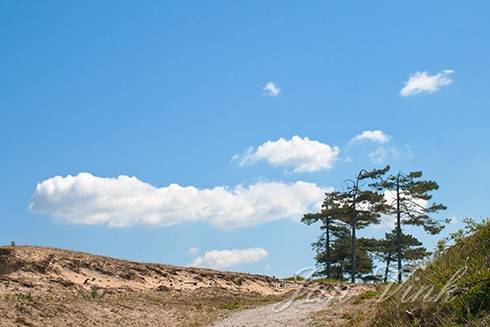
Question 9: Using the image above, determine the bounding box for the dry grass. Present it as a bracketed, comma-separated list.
[311, 287, 381, 327]
[1, 286, 281, 327]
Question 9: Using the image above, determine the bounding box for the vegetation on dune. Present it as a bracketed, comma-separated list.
[373, 218, 490, 326]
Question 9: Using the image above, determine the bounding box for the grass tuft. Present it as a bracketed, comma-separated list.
[216, 301, 241, 310]
[78, 286, 104, 300]
[353, 289, 380, 305]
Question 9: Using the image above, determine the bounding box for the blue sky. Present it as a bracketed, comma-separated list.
[1, 1, 489, 277]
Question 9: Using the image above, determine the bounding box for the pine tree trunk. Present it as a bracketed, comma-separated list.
[351, 187, 358, 284]
[384, 253, 391, 283]
[396, 174, 402, 283]
[325, 220, 331, 279]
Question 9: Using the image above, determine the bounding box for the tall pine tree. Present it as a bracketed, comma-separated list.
[340, 165, 390, 283]
[373, 171, 447, 282]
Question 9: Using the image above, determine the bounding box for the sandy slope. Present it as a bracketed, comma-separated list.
[0, 246, 283, 295]
[0, 246, 289, 326]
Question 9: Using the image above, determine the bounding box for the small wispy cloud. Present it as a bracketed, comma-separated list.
[186, 247, 199, 257]
[400, 69, 454, 96]
[189, 248, 268, 269]
[262, 81, 281, 97]
[368, 146, 399, 164]
[367, 145, 412, 164]
[233, 135, 340, 173]
[351, 130, 390, 144]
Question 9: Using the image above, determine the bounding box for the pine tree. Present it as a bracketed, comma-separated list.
[373, 171, 447, 282]
[302, 192, 349, 279]
[342, 166, 390, 283]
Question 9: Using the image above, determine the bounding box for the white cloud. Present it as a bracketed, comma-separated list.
[262, 81, 281, 97]
[234, 135, 340, 173]
[367, 147, 398, 164]
[190, 248, 268, 269]
[351, 130, 390, 144]
[186, 247, 199, 257]
[367, 144, 413, 164]
[400, 69, 454, 96]
[30, 173, 328, 229]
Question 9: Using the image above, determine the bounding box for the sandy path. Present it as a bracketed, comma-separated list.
[213, 285, 372, 327]
[211, 299, 331, 326]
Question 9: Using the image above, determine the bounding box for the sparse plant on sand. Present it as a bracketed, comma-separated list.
[16, 292, 33, 302]
[78, 286, 104, 300]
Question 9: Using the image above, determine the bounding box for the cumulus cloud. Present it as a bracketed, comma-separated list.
[234, 135, 340, 173]
[351, 130, 390, 144]
[189, 248, 268, 269]
[400, 69, 454, 96]
[30, 173, 328, 229]
[262, 81, 281, 96]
